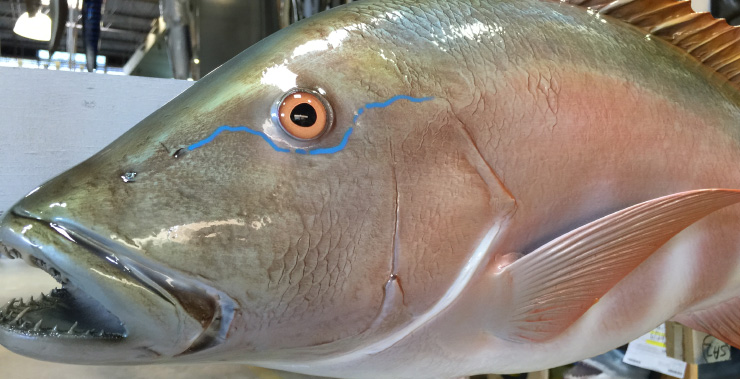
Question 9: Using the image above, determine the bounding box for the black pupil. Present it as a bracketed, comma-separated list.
[291, 103, 318, 127]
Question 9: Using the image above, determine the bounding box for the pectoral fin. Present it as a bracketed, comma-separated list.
[674, 297, 740, 349]
[492, 189, 740, 343]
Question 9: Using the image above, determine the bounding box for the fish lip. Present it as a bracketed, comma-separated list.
[0, 208, 237, 362]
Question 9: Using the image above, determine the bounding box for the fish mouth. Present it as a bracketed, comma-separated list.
[0, 208, 236, 364]
[0, 248, 127, 341]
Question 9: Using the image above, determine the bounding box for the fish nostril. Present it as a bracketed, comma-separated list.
[121, 172, 137, 183]
[173, 148, 187, 159]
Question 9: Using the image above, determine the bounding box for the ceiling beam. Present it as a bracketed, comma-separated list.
[103, 1, 160, 20]
[0, 0, 160, 66]
[0, 4, 155, 32]
[0, 15, 146, 44]
[103, 12, 155, 32]
[0, 30, 139, 54]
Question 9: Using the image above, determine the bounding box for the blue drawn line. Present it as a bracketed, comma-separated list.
[188, 126, 290, 153]
[365, 95, 435, 110]
[353, 95, 433, 123]
[310, 128, 353, 155]
[188, 95, 433, 155]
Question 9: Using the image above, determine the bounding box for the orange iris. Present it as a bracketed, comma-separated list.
[278, 91, 329, 140]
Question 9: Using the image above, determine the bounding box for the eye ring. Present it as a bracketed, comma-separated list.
[276, 89, 333, 141]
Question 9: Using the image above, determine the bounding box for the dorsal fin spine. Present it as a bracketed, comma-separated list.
[598, 0, 631, 14]
[702, 37, 740, 63]
[716, 55, 740, 73]
[551, 0, 740, 90]
[688, 28, 732, 54]
[627, 2, 686, 24]
[650, 13, 709, 40]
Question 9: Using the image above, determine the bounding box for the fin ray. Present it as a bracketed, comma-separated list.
[492, 189, 740, 343]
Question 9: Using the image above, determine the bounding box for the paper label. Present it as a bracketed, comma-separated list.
[701, 334, 731, 364]
[623, 324, 687, 378]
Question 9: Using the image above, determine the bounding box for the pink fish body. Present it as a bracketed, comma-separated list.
[2, 0, 740, 378]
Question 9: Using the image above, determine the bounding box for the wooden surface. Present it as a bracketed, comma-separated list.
[666, 321, 731, 368]
[660, 364, 698, 379]
[664, 321, 733, 379]
[0, 67, 193, 215]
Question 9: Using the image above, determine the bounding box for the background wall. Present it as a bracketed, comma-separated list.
[0, 66, 193, 214]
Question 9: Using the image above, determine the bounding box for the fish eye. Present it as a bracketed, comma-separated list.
[277, 90, 332, 140]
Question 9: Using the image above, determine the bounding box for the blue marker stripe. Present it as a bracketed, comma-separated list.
[364, 95, 434, 110]
[187, 95, 432, 156]
[309, 128, 353, 155]
[188, 126, 290, 153]
[353, 108, 365, 123]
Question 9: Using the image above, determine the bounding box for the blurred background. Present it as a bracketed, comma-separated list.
[0, 0, 354, 80]
[1, 0, 739, 83]
[709, 0, 740, 24]
[1, 0, 739, 82]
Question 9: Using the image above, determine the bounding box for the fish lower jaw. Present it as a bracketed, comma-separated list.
[0, 288, 126, 340]
[0, 245, 127, 341]
[0, 212, 236, 362]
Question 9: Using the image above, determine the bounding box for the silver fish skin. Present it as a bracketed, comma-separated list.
[2, 0, 740, 378]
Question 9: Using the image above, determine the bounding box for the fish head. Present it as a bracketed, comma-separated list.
[0, 6, 457, 365]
